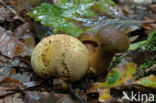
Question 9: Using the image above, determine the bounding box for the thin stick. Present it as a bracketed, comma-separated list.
[0, 1, 25, 22]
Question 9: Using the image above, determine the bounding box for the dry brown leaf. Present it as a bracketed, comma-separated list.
[0, 23, 35, 58]
[0, 27, 24, 58]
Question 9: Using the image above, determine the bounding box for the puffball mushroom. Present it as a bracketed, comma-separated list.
[31, 34, 89, 81]
[78, 29, 130, 76]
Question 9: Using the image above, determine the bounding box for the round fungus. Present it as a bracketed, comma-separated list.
[31, 34, 89, 81]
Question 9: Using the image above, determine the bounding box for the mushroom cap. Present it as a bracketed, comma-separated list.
[97, 29, 130, 53]
[31, 34, 89, 81]
[78, 32, 97, 42]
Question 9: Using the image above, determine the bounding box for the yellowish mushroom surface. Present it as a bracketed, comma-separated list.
[31, 34, 89, 81]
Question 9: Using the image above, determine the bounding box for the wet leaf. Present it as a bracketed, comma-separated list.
[30, 0, 141, 37]
[134, 75, 156, 89]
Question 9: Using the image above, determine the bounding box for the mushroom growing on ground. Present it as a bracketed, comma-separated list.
[78, 29, 130, 76]
[31, 34, 89, 81]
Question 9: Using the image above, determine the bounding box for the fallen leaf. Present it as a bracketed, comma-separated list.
[0, 23, 35, 58]
[98, 88, 112, 103]
[0, 86, 13, 97]
[87, 62, 137, 102]
[0, 69, 23, 97]
[150, 4, 156, 13]
[24, 91, 75, 103]
[133, 75, 156, 89]
[24, 91, 49, 103]
[23, 80, 42, 88]
[0, 93, 24, 103]
[29, 1, 141, 37]
[0, 27, 24, 58]
[13, 22, 35, 57]
[142, 17, 156, 32]
[0, 69, 23, 86]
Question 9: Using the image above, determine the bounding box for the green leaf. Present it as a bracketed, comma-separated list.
[129, 29, 156, 51]
[87, 62, 137, 102]
[104, 62, 136, 87]
[129, 40, 146, 50]
[134, 75, 156, 89]
[29, 0, 119, 37]
[87, 62, 136, 90]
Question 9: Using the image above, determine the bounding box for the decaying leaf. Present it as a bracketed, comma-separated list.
[133, 75, 156, 89]
[0, 69, 23, 87]
[0, 86, 13, 97]
[0, 69, 23, 97]
[142, 17, 156, 32]
[0, 69, 23, 86]
[0, 23, 35, 58]
[0, 93, 24, 103]
[24, 91, 50, 103]
[98, 88, 112, 103]
[24, 91, 76, 103]
[0, 67, 42, 97]
[88, 63, 136, 90]
[0, 27, 24, 58]
[0, 6, 12, 22]
[13, 22, 35, 57]
[87, 62, 137, 102]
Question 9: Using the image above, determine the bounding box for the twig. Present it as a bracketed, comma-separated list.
[145, 64, 156, 73]
[0, 0, 25, 22]
[141, 20, 156, 24]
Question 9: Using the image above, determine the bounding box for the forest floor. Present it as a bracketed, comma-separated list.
[0, 0, 156, 103]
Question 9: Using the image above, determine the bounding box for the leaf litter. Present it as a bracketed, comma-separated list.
[0, 0, 156, 103]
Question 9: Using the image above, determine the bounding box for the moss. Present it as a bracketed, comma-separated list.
[129, 29, 156, 51]
[134, 30, 156, 79]
[144, 30, 156, 51]
[111, 56, 124, 68]
[135, 56, 156, 79]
